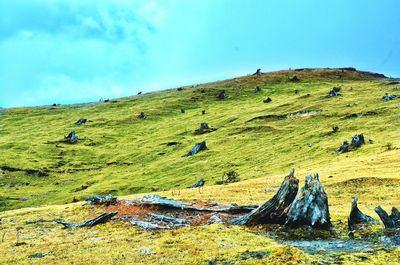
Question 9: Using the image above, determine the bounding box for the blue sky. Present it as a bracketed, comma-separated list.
[0, 0, 399, 108]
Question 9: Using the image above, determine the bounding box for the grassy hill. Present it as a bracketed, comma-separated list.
[1, 68, 398, 211]
[0, 68, 399, 264]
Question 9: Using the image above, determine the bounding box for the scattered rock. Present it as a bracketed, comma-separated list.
[307, 143, 312, 147]
[139, 247, 156, 255]
[263, 97, 272, 103]
[64, 131, 78, 144]
[75, 118, 87, 126]
[254, 86, 262, 92]
[202, 110, 206, 115]
[182, 141, 207, 157]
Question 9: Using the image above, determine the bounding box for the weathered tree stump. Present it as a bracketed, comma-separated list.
[254, 86, 262, 92]
[285, 173, 331, 229]
[351, 134, 365, 148]
[182, 141, 207, 157]
[195, 123, 217, 135]
[288, 76, 300, 82]
[327, 87, 341, 97]
[263, 97, 272, 103]
[253, 69, 262, 76]
[65, 131, 78, 144]
[382, 93, 397, 101]
[75, 118, 87, 126]
[336, 140, 350, 153]
[187, 179, 205, 188]
[375, 206, 400, 228]
[348, 197, 377, 230]
[138, 112, 147, 119]
[230, 169, 299, 225]
[217, 90, 227, 100]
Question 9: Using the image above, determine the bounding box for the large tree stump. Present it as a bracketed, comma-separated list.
[375, 206, 400, 228]
[230, 169, 299, 225]
[348, 197, 377, 230]
[285, 174, 331, 229]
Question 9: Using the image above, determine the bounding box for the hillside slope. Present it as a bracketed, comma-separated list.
[0, 68, 399, 211]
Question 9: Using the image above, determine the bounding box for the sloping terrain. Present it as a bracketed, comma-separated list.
[0, 68, 399, 264]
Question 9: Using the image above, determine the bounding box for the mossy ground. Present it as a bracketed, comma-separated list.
[0, 69, 399, 264]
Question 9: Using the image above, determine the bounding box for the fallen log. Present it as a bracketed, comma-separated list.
[375, 206, 400, 228]
[285, 173, 331, 229]
[55, 211, 118, 228]
[230, 169, 299, 225]
[348, 197, 377, 230]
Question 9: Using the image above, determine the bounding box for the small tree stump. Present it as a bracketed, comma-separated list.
[263, 97, 272, 103]
[348, 197, 377, 230]
[285, 173, 331, 229]
[138, 112, 147, 119]
[253, 69, 262, 76]
[327, 87, 341, 97]
[182, 141, 207, 157]
[217, 90, 227, 100]
[375, 206, 400, 228]
[288, 76, 300, 82]
[75, 118, 87, 126]
[351, 134, 365, 148]
[230, 169, 299, 225]
[65, 131, 78, 144]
